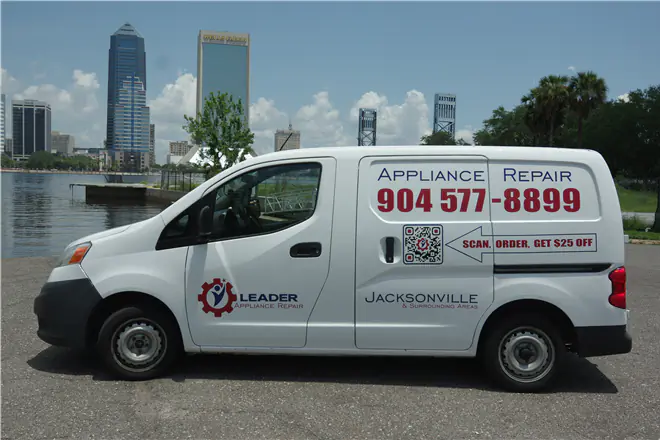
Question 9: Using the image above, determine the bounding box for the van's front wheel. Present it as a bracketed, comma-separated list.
[481, 314, 565, 392]
[97, 306, 181, 380]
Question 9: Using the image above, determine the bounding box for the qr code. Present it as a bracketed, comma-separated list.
[403, 225, 443, 264]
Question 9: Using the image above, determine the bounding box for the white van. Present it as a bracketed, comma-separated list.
[34, 146, 631, 392]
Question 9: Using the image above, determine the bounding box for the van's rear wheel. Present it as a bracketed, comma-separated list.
[481, 314, 565, 392]
[97, 306, 181, 380]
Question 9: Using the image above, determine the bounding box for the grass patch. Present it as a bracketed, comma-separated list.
[625, 230, 660, 240]
[622, 215, 651, 231]
[616, 185, 657, 213]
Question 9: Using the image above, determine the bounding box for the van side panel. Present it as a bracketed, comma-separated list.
[486, 152, 626, 329]
[305, 157, 359, 349]
[354, 155, 494, 351]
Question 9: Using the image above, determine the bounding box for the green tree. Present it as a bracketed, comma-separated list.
[1, 154, 16, 168]
[183, 91, 255, 176]
[583, 85, 660, 230]
[473, 105, 535, 146]
[569, 71, 608, 148]
[522, 75, 571, 146]
[420, 130, 457, 145]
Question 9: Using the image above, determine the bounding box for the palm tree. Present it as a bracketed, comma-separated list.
[535, 75, 571, 146]
[521, 92, 544, 145]
[569, 71, 608, 148]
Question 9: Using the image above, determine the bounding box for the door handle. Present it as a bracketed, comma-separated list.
[290, 242, 322, 258]
[385, 237, 395, 263]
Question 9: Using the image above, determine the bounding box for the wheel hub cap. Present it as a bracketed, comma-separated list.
[115, 322, 164, 370]
[499, 329, 554, 383]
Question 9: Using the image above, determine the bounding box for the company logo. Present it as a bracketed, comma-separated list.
[198, 278, 237, 318]
[199, 278, 304, 318]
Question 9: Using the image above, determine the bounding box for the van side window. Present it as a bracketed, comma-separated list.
[210, 162, 322, 241]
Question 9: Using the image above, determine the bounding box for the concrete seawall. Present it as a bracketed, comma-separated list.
[72, 183, 186, 205]
[146, 188, 186, 204]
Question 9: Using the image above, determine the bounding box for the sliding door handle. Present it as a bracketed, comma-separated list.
[385, 237, 395, 263]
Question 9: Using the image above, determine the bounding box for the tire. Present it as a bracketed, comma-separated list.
[96, 305, 182, 380]
[481, 313, 565, 392]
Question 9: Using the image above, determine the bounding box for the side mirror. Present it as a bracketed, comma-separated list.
[198, 205, 213, 238]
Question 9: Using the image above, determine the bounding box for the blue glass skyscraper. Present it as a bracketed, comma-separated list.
[106, 23, 148, 169]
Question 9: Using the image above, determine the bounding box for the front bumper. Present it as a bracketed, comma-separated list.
[33, 278, 103, 349]
[575, 325, 632, 357]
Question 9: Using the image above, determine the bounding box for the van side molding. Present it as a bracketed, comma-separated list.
[493, 263, 612, 275]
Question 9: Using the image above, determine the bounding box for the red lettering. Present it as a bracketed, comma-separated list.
[457, 189, 471, 212]
[499, 188, 582, 213]
[440, 189, 458, 212]
[464, 239, 490, 249]
[415, 188, 433, 212]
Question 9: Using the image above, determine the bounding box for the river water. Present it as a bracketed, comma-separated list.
[1, 172, 165, 259]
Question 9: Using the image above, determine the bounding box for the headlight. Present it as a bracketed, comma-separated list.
[59, 242, 92, 267]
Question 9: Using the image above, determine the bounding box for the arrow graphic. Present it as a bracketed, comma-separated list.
[445, 226, 598, 263]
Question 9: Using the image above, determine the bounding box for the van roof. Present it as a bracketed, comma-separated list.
[252, 145, 603, 163]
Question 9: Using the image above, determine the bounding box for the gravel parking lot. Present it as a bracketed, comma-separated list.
[2, 245, 659, 440]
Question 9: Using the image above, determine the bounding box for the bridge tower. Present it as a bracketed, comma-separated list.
[357, 108, 377, 146]
[433, 93, 457, 138]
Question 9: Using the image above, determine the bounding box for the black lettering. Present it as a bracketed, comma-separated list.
[288, 294, 298, 302]
[503, 168, 516, 182]
[385, 294, 395, 303]
[378, 168, 392, 181]
[469, 294, 478, 304]
[459, 170, 472, 182]
[560, 171, 572, 182]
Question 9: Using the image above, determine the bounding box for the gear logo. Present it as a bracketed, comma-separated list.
[198, 278, 237, 318]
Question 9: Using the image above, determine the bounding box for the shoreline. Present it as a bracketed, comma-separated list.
[1, 168, 160, 176]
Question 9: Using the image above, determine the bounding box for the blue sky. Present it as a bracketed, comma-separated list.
[2, 1, 659, 159]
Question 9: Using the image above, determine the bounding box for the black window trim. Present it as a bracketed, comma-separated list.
[155, 160, 323, 251]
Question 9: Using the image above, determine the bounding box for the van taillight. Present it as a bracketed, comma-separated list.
[608, 266, 627, 309]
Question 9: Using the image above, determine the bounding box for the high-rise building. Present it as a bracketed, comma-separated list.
[1, 93, 6, 153]
[166, 141, 192, 165]
[149, 123, 155, 167]
[169, 141, 192, 156]
[106, 23, 148, 168]
[51, 131, 76, 155]
[12, 99, 52, 159]
[112, 74, 151, 170]
[433, 93, 457, 138]
[274, 124, 301, 152]
[196, 30, 250, 121]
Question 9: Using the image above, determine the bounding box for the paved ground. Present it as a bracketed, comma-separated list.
[2, 246, 659, 440]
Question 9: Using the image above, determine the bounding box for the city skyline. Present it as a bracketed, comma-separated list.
[2, 2, 659, 163]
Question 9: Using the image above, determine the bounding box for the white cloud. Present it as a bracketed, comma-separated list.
[4, 68, 105, 149]
[617, 93, 630, 103]
[1, 68, 21, 96]
[3, 69, 474, 163]
[294, 91, 347, 148]
[568, 66, 576, 72]
[349, 90, 431, 145]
